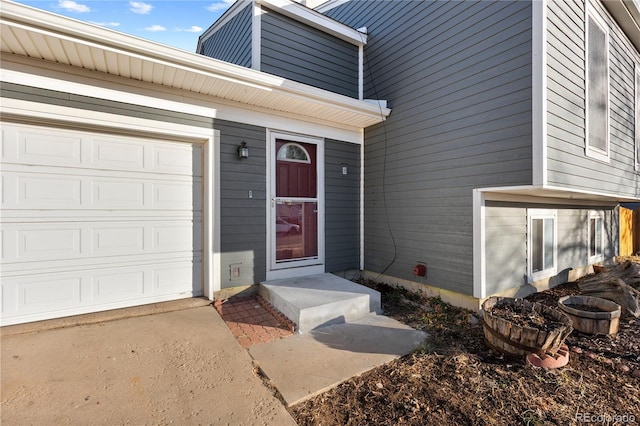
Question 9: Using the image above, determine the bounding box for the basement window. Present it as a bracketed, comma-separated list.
[528, 209, 557, 282]
[588, 211, 604, 263]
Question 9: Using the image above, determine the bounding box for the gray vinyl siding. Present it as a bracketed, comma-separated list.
[484, 202, 618, 296]
[546, 0, 640, 198]
[198, 4, 252, 67]
[325, 139, 360, 272]
[485, 204, 527, 295]
[325, 1, 533, 295]
[217, 120, 268, 288]
[260, 8, 358, 97]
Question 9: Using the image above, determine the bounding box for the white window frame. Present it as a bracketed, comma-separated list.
[527, 209, 558, 283]
[585, 6, 610, 163]
[635, 64, 640, 171]
[588, 211, 605, 264]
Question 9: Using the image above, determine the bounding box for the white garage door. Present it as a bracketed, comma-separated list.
[1, 122, 203, 325]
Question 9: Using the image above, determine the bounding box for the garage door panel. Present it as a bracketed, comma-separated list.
[152, 181, 199, 210]
[18, 175, 82, 208]
[3, 171, 198, 211]
[18, 227, 81, 259]
[154, 264, 198, 293]
[93, 270, 145, 301]
[1, 260, 199, 323]
[3, 126, 202, 177]
[93, 139, 145, 169]
[17, 130, 83, 167]
[1, 123, 204, 325]
[2, 219, 201, 263]
[153, 144, 203, 175]
[94, 179, 145, 208]
[2, 277, 82, 316]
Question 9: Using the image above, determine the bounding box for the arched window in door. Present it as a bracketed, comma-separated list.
[277, 143, 311, 163]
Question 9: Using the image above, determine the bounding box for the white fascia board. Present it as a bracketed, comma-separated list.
[602, 0, 640, 52]
[257, 0, 367, 45]
[476, 185, 640, 205]
[0, 61, 364, 144]
[532, 0, 548, 186]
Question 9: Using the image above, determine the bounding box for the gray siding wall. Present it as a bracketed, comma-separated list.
[485, 204, 528, 293]
[546, 0, 640, 198]
[198, 4, 252, 67]
[261, 8, 358, 97]
[325, 139, 360, 272]
[217, 120, 268, 288]
[325, 1, 533, 295]
[485, 202, 618, 296]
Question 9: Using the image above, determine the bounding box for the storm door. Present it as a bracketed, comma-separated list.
[270, 136, 323, 273]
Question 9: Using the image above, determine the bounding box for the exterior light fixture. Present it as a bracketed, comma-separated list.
[237, 141, 249, 159]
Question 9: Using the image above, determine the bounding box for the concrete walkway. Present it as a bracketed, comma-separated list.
[249, 314, 427, 406]
[2, 296, 428, 424]
[1, 303, 296, 426]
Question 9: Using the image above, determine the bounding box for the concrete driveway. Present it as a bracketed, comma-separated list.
[1, 302, 296, 425]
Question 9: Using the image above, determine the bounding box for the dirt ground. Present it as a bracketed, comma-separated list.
[290, 261, 640, 425]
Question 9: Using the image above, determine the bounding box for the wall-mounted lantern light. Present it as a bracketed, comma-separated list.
[237, 141, 249, 159]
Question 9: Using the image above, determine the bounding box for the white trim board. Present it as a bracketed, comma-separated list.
[1, 57, 365, 144]
[257, 0, 367, 46]
[532, 0, 548, 186]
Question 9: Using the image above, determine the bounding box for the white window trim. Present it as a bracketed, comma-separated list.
[527, 209, 558, 283]
[585, 5, 611, 163]
[588, 211, 605, 264]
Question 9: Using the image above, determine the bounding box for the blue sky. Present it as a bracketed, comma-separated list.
[14, 0, 236, 52]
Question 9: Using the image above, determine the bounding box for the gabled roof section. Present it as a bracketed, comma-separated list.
[257, 0, 367, 45]
[603, 0, 640, 52]
[0, 0, 389, 129]
[197, 0, 366, 50]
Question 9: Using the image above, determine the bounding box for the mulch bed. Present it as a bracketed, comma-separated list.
[289, 265, 640, 425]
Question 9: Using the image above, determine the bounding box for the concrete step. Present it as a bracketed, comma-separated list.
[259, 273, 382, 333]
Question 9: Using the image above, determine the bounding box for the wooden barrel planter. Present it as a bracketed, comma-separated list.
[482, 297, 573, 357]
[558, 295, 621, 335]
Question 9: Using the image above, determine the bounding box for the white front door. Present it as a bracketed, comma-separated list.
[268, 132, 324, 279]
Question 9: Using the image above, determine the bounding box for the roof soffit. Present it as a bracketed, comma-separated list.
[602, 0, 640, 52]
[0, 0, 388, 129]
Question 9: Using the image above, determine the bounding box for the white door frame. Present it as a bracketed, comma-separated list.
[266, 130, 325, 280]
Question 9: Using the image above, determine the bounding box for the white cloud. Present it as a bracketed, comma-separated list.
[130, 1, 153, 15]
[57, 0, 90, 13]
[145, 25, 166, 32]
[206, 0, 234, 12]
[178, 26, 203, 33]
[90, 21, 121, 28]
